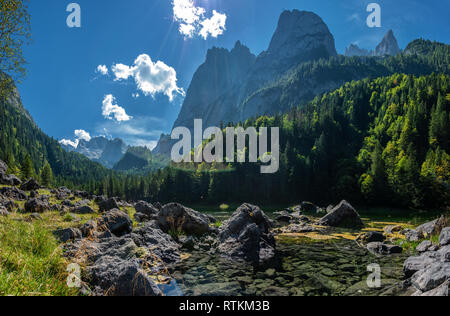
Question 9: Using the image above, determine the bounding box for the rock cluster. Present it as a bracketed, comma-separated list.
[403, 226, 449, 296]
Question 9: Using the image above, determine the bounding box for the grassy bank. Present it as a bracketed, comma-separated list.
[0, 217, 78, 296]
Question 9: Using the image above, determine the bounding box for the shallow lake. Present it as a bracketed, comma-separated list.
[164, 206, 448, 296]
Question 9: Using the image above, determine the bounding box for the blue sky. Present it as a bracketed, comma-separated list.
[18, 0, 450, 149]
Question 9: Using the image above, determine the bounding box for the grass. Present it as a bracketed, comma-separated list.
[0, 217, 78, 296]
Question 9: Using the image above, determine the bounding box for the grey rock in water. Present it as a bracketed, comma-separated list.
[218, 204, 275, 265]
[318, 200, 364, 228]
[158, 203, 211, 236]
[88, 256, 162, 296]
[367, 242, 402, 255]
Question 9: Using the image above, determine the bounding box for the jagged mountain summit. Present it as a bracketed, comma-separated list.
[61, 136, 128, 168]
[345, 30, 401, 57]
[345, 44, 371, 57]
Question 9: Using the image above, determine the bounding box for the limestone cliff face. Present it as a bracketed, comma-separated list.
[241, 10, 337, 99]
[155, 10, 338, 154]
[172, 41, 256, 133]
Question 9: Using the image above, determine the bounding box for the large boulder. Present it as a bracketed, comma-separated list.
[53, 228, 82, 243]
[0, 187, 27, 200]
[358, 231, 386, 243]
[439, 227, 450, 246]
[0, 174, 22, 186]
[135, 201, 158, 217]
[420, 280, 449, 297]
[20, 179, 41, 191]
[55, 187, 72, 200]
[24, 198, 50, 213]
[80, 220, 98, 238]
[416, 240, 433, 253]
[403, 253, 440, 278]
[98, 197, 120, 212]
[158, 203, 210, 236]
[0, 196, 17, 211]
[88, 256, 162, 296]
[131, 222, 181, 264]
[72, 205, 96, 215]
[318, 200, 364, 228]
[411, 262, 450, 292]
[217, 204, 275, 265]
[98, 209, 132, 237]
[416, 216, 447, 237]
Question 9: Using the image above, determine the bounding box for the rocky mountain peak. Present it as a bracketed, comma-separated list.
[267, 10, 337, 59]
[345, 44, 370, 57]
[374, 29, 400, 56]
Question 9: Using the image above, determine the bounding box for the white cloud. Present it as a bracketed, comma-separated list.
[111, 63, 134, 80]
[132, 93, 140, 99]
[102, 94, 133, 122]
[111, 54, 184, 101]
[59, 138, 79, 148]
[74, 129, 91, 142]
[172, 0, 227, 39]
[199, 10, 227, 39]
[96, 65, 109, 75]
[59, 129, 92, 148]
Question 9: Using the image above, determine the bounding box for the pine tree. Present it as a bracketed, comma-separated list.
[20, 154, 34, 180]
[40, 161, 53, 187]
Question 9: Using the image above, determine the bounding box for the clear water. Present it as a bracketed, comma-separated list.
[165, 207, 434, 296]
[168, 236, 408, 296]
